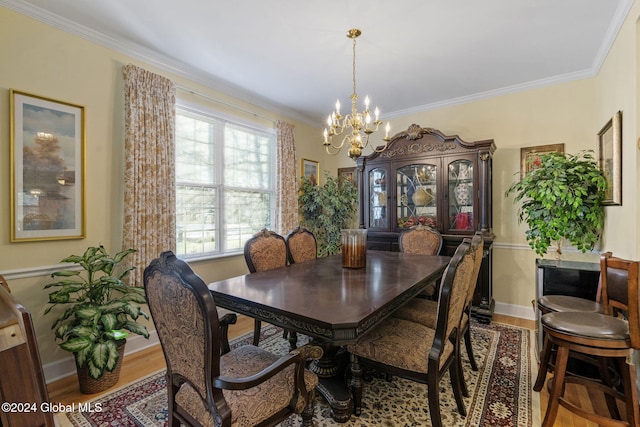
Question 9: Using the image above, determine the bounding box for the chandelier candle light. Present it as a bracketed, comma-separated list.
[323, 29, 391, 160]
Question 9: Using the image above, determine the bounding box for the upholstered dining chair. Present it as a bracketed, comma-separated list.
[283, 226, 317, 349]
[347, 239, 476, 427]
[244, 228, 288, 347]
[398, 225, 443, 298]
[392, 232, 484, 396]
[285, 226, 317, 264]
[540, 253, 640, 427]
[144, 251, 323, 427]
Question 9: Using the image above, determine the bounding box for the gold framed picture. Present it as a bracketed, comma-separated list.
[520, 143, 565, 179]
[597, 111, 622, 206]
[338, 167, 356, 187]
[301, 158, 319, 185]
[10, 90, 86, 241]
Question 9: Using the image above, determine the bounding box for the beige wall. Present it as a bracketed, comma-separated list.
[0, 7, 320, 378]
[332, 3, 640, 317]
[1, 3, 638, 379]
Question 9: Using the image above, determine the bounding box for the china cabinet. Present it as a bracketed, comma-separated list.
[356, 124, 496, 322]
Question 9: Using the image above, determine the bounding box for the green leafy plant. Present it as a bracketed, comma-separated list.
[299, 173, 358, 257]
[505, 150, 606, 257]
[44, 245, 150, 379]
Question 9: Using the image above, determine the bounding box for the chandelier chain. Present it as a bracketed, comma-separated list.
[352, 36, 357, 97]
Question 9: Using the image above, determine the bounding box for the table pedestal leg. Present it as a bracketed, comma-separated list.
[308, 343, 353, 423]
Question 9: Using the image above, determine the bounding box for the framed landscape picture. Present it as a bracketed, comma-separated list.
[597, 110, 622, 206]
[10, 90, 86, 241]
[302, 158, 319, 185]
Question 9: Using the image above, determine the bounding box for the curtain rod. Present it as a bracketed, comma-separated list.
[175, 84, 276, 123]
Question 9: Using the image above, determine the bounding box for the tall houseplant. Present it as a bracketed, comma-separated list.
[44, 245, 149, 392]
[505, 150, 606, 257]
[299, 173, 358, 257]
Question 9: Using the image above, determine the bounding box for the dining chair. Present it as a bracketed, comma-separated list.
[244, 228, 288, 346]
[144, 251, 323, 427]
[347, 239, 476, 427]
[392, 232, 484, 396]
[285, 226, 317, 264]
[283, 226, 318, 349]
[398, 225, 443, 298]
[540, 254, 640, 427]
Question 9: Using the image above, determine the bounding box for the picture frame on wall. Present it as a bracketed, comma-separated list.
[520, 143, 565, 179]
[10, 89, 86, 241]
[301, 158, 319, 185]
[338, 167, 357, 189]
[597, 110, 622, 206]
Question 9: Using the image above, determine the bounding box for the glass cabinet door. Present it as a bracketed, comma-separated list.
[447, 159, 474, 231]
[368, 167, 387, 229]
[396, 164, 438, 229]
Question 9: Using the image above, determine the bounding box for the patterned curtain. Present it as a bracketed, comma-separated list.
[275, 120, 298, 235]
[122, 64, 176, 286]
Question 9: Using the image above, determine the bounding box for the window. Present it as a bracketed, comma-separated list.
[175, 107, 276, 257]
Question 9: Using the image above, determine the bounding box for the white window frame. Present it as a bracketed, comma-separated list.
[175, 103, 276, 260]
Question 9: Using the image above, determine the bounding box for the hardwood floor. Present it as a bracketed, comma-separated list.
[48, 314, 610, 426]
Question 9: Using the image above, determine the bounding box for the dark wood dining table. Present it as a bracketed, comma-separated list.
[208, 250, 450, 422]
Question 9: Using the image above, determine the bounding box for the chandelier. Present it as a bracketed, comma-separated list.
[322, 29, 391, 160]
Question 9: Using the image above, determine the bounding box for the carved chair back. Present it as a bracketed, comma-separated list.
[398, 225, 443, 256]
[285, 226, 317, 264]
[144, 251, 321, 427]
[144, 251, 226, 425]
[244, 229, 287, 273]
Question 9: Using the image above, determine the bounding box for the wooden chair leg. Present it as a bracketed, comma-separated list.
[534, 334, 553, 392]
[597, 356, 622, 420]
[301, 389, 315, 427]
[427, 372, 443, 427]
[542, 345, 569, 427]
[253, 319, 262, 346]
[619, 358, 640, 427]
[464, 325, 478, 371]
[287, 330, 298, 350]
[449, 362, 467, 416]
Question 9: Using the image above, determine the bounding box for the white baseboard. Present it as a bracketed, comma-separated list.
[493, 301, 537, 321]
[43, 331, 160, 384]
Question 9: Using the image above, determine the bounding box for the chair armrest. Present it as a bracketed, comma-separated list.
[213, 343, 323, 390]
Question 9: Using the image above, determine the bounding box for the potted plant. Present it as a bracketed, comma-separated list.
[44, 245, 150, 393]
[299, 173, 358, 257]
[505, 150, 606, 257]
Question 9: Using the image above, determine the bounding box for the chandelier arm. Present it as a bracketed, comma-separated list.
[323, 133, 350, 152]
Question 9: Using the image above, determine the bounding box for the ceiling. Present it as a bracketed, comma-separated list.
[4, 0, 633, 125]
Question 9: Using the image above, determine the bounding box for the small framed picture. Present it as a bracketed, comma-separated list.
[301, 158, 319, 185]
[597, 111, 622, 206]
[10, 90, 86, 241]
[520, 143, 565, 179]
[338, 167, 356, 187]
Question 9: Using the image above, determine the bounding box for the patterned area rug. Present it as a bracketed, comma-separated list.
[56, 320, 539, 426]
